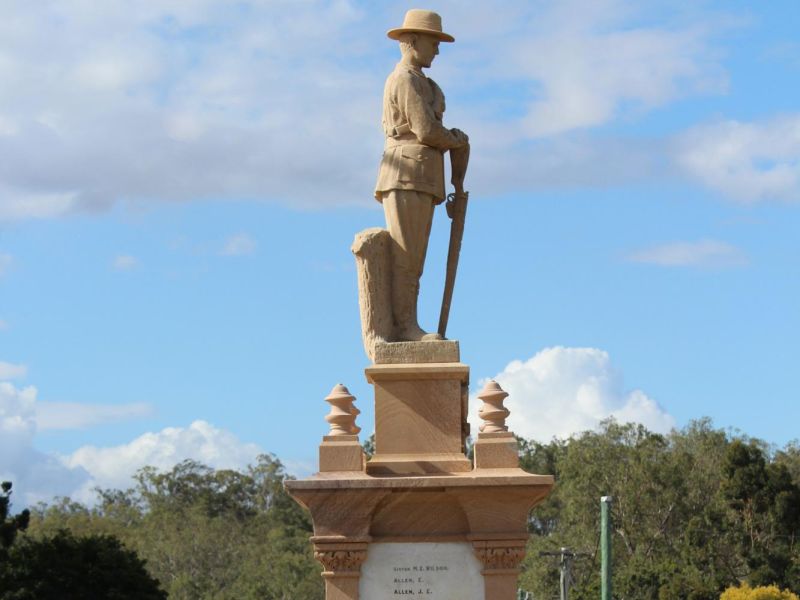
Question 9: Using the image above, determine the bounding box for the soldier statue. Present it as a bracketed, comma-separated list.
[374, 9, 470, 342]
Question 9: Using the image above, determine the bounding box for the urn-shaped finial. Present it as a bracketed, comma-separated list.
[324, 384, 361, 436]
[477, 380, 510, 433]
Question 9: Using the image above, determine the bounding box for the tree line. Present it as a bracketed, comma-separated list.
[1, 418, 798, 599]
[519, 419, 800, 599]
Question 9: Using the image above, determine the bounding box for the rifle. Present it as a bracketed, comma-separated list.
[438, 143, 470, 338]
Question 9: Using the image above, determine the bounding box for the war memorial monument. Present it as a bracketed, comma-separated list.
[286, 10, 554, 599]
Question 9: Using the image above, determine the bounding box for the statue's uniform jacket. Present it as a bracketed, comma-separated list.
[374, 61, 464, 339]
[374, 63, 463, 203]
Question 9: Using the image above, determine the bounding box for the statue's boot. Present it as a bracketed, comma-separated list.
[392, 273, 442, 342]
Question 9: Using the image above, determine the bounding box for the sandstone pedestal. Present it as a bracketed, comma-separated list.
[289, 469, 551, 599]
[286, 344, 554, 599]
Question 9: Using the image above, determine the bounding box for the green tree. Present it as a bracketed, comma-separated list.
[0, 482, 30, 556]
[516, 420, 800, 599]
[723, 440, 800, 590]
[362, 433, 375, 459]
[519, 419, 742, 600]
[0, 529, 166, 599]
[28, 455, 324, 600]
[774, 442, 800, 487]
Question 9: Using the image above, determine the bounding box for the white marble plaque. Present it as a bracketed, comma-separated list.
[359, 542, 484, 599]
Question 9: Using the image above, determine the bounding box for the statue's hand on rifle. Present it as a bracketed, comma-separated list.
[450, 128, 469, 145]
[447, 139, 470, 219]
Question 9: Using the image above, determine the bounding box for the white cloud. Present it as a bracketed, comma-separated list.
[0, 115, 19, 136]
[64, 420, 263, 500]
[0, 377, 263, 506]
[0, 188, 78, 221]
[674, 114, 800, 202]
[112, 254, 139, 270]
[0, 383, 91, 506]
[0, 1, 732, 220]
[473, 347, 674, 441]
[165, 112, 207, 142]
[0, 319, 7, 331]
[470, 133, 670, 195]
[221, 233, 257, 256]
[0, 361, 27, 379]
[0, 0, 376, 221]
[0, 253, 12, 276]
[281, 458, 317, 479]
[507, 0, 727, 137]
[35, 401, 153, 431]
[0, 382, 36, 443]
[626, 239, 748, 268]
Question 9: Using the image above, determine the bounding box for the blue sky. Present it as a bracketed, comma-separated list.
[1, 0, 799, 506]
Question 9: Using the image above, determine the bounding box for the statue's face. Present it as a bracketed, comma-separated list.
[411, 34, 439, 68]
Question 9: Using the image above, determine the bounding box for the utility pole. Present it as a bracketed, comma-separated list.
[601, 496, 613, 600]
[539, 547, 589, 600]
[559, 548, 570, 600]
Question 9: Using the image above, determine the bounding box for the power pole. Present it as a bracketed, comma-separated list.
[559, 548, 570, 600]
[601, 496, 613, 600]
[539, 547, 589, 600]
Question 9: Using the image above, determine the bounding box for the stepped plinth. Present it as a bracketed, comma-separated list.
[286, 343, 553, 599]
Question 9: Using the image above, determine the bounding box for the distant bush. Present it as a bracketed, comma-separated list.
[0, 529, 166, 600]
[721, 582, 800, 600]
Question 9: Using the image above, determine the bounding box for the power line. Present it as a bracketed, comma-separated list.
[539, 547, 591, 600]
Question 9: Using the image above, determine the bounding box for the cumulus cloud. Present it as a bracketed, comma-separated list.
[0, 383, 91, 506]
[112, 254, 139, 271]
[0, 0, 377, 221]
[0, 1, 732, 220]
[473, 347, 674, 441]
[506, 0, 727, 137]
[64, 420, 263, 500]
[0, 115, 18, 137]
[674, 114, 800, 202]
[0, 383, 36, 445]
[35, 401, 153, 431]
[0, 376, 264, 506]
[1, 381, 155, 506]
[626, 239, 748, 268]
[0, 189, 78, 221]
[0, 361, 27, 379]
[221, 233, 257, 256]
